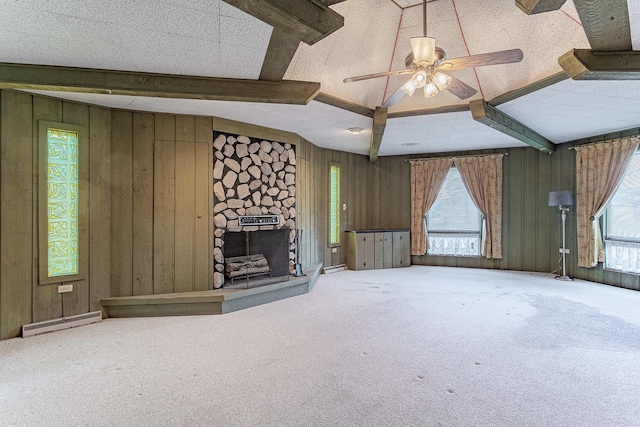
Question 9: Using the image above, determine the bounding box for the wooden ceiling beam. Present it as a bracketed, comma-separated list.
[259, 28, 302, 82]
[314, 92, 375, 118]
[369, 107, 388, 163]
[573, 0, 631, 51]
[515, 0, 567, 15]
[470, 99, 556, 154]
[490, 72, 568, 105]
[222, 0, 344, 46]
[559, 49, 640, 80]
[0, 62, 320, 104]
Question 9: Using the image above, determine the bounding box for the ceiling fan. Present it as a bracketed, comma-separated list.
[343, 0, 524, 107]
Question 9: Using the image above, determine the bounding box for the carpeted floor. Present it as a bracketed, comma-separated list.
[1, 266, 640, 426]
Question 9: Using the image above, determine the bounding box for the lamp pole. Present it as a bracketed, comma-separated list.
[557, 205, 573, 281]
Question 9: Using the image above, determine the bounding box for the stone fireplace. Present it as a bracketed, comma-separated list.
[212, 132, 296, 288]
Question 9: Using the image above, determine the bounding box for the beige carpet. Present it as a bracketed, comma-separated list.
[1, 266, 640, 426]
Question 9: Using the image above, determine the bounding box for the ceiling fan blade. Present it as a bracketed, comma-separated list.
[436, 49, 523, 71]
[445, 75, 478, 100]
[382, 86, 406, 108]
[343, 69, 413, 83]
[410, 36, 436, 65]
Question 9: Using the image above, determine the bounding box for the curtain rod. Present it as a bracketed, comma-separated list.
[568, 135, 640, 151]
[405, 152, 508, 162]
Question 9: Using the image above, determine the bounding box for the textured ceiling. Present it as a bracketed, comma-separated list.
[3, 0, 640, 157]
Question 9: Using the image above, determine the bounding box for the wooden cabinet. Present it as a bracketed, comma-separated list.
[345, 229, 410, 270]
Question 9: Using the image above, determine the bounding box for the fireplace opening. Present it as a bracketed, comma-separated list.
[223, 229, 290, 288]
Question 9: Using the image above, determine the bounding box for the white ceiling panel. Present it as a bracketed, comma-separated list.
[499, 79, 640, 143]
[379, 111, 527, 156]
[629, 0, 640, 49]
[0, 0, 271, 79]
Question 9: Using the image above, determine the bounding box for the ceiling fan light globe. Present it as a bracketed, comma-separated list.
[412, 70, 428, 88]
[424, 82, 439, 98]
[401, 80, 417, 96]
[433, 72, 452, 90]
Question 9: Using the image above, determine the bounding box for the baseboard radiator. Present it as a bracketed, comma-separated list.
[22, 311, 103, 338]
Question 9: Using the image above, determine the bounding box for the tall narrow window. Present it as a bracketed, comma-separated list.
[329, 163, 341, 246]
[605, 150, 640, 274]
[39, 121, 87, 284]
[427, 167, 482, 256]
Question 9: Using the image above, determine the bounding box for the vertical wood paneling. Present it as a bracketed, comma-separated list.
[110, 110, 133, 297]
[371, 160, 381, 229]
[194, 117, 212, 291]
[508, 148, 524, 271]
[132, 113, 154, 296]
[175, 137, 195, 293]
[88, 106, 111, 312]
[379, 157, 392, 228]
[61, 101, 90, 317]
[347, 153, 357, 232]
[522, 149, 538, 272]
[1, 91, 33, 339]
[536, 152, 552, 273]
[31, 95, 63, 323]
[154, 115, 176, 294]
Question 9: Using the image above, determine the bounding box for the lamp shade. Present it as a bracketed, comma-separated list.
[548, 190, 573, 207]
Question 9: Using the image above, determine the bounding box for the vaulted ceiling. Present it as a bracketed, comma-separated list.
[1, 0, 639, 159]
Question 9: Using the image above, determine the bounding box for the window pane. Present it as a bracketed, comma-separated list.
[329, 164, 340, 245]
[607, 152, 640, 239]
[47, 128, 79, 277]
[427, 168, 481, 232]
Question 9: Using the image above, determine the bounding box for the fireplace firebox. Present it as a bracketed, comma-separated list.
[223, 229, 290, 287]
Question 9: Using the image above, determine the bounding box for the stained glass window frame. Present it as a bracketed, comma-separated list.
[39, 121, 87, 285]
[329, 162, 341, 247]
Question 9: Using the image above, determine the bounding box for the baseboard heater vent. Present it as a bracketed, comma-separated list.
[322, 264, 347, 274]
[22, 311, 102, 338]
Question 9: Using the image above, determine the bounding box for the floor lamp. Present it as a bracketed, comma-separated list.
[548, 190, 574, 281]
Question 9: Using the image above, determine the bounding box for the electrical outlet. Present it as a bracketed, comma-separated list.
[58, 284, 73, 293]
[559, 248, 570, 254]
[343, 204, 347, 211]
[332, 248, 338, 253]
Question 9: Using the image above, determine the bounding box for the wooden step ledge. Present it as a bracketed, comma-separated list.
[101, 264, 322, 318]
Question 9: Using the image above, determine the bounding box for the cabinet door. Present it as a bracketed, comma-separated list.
[392, 231, 410, 267]
[383, 232, 393, 268]
[355, 233, 367, 270]
[363, 233, 375, 270]
[345, 232, 357, 270]
[400, 231, 411, 267]
[374, 233, 384, 269]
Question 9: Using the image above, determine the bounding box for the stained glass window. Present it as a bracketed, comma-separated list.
[329, 164, 341, 245]
[46, 128, 79, 277]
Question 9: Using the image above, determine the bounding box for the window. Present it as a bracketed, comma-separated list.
[329, 163, 341, 246]
[427, 167, 482, 256]
[39, 121, 87, 284]
[605, 150, 640, 274]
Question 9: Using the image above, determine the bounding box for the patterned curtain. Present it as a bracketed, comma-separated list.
[574, 138, 639, 268]
[454, 154, 504, 259]
[410, 158, 453, 255]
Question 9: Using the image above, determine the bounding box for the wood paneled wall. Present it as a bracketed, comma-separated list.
[1, 89, 638, 340]
[0, 90, 111, 340]
[379, 145, 640, 291]
[110, 112, 211, 297]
